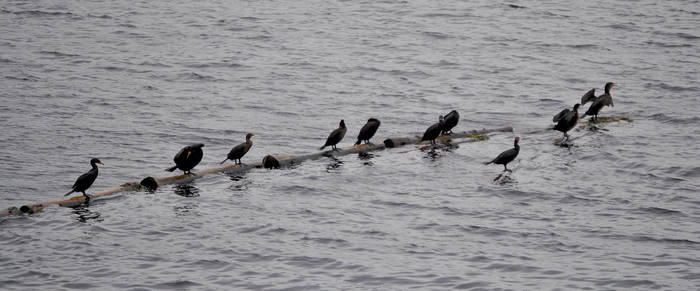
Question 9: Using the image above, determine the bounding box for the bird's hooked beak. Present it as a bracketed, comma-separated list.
[97, 161, 104, 165]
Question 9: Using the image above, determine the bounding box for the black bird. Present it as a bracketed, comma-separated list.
[582, 82, 615, 122]
[320, 120, 347, 150]
[485, 137, 520, 172]
[441, 110, 460, 135]
[355, 118, 381, 145]
[65, 158, 103, 199]
[420, 115, 445, 145]
[166, 143, 204, 174]
[220, 133, 254, 165]
[553, 104, 580, 140]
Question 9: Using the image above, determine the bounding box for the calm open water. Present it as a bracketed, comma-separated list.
[1, 0, 699, 290]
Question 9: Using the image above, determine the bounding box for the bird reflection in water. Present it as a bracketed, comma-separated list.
[174, 204, 199, 217]
[227, 173, 250, 192]
[73, 205, 102, 223]
[173, 183, 200, 197]
[358, 152, 374, 166]
[326, 156, 344, 172]
[493, 172, 517, 183]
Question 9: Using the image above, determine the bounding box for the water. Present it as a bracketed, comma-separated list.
[1, 0, 699, 289]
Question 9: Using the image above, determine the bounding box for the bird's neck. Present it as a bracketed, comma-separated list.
[605, 87, 611, 95]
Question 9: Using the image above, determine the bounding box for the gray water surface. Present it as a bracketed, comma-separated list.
[1, 0, 700, 290]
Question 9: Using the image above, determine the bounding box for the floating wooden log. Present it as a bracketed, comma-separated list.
[1, 126, 512, 217]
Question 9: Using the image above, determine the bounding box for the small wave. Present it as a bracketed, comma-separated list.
[598, 234, 698, 245]
[1, 9, 75, 17]
[61, 282, 100, 289]
[422, 31, 451, 39]
[5, 75, 39, 82]
[643, 40, 691, 48]
[595, 279, 659, 288]
[139, 61, 171, 68]
[649, 113, 700, 125]
[187, 259, 230, 270]
[483, 263, 540, 273]
[634, 206, 684, 216]
[189, 62, 244, 69]
[605, 23, 639, 31]
[38, 50, 79, 58]
[151, 280, 202, 289]
[506, 4, 526, 9]
[284, 255, 336, 268]
[417, 12, 472, 18]
[174, 72, 223, 82]
[300, 236, 349, 245]
[87, 14, 112, 19]
[346, 274, 422, 285]
[565, 44, 599, 49]
[670, 32, 700, 40]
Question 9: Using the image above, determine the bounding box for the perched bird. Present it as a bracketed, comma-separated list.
[420, 115, 445, 145]
[355, 118, 381, 145]
[320, 120, 347, 150]
[262, 155, 280, 169]
[65, 158, 103, 199]
[485, 137, 520, 172]
[582, 82, 615, 122]
[166, 143, 204, 174]
[220, 133, 254, 165]
[441, 110, 460, 135]
[553, 104, 580, 140]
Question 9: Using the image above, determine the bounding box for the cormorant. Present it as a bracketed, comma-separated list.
[65, 158, 103, 199]
[166, 143, 204, 174]
[355, 118, 381, 145]
[485, 137, 520, 171]
[441, 110, 460, 135]
[320, 120, 346, 150]
[553, 103, 580, 140]
[582, 82, 615, 122]
[220, 133, 254, 165]
[420, 115, 444, 145]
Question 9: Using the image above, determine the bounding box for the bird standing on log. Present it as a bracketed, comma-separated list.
[441, 110, 459, 135]
[355, 118, 381, 145]
[65, 158, 103, 200]
[221, 133, 254, 165]
[320, 120, 347, 150]
[485, 137, 520, 172]
[421, 115, 445, 145]
[166, 143, 204, 174]
[581, 82, 615, 122]
[553, 104, 580, 141]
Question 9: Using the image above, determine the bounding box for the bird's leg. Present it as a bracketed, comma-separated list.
[82, 192, 90, 202]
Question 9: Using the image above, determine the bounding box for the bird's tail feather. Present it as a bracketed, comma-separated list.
[64, 189, 75, 196]
[319, 146, 326, 150]
[219, 159, 228, 165]
[484, 161, 493, 165]
[354, 140, 361, 146]
[165, 165, 178, 172]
